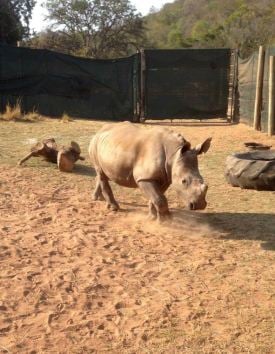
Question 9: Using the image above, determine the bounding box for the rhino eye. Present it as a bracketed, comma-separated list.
[182, 179, 187, 185]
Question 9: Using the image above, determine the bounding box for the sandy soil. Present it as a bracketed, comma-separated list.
[0, 119, 275, 353]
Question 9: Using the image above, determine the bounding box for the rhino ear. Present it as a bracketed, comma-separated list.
[181, 141, 191, 154]
[195, 137, 212, 155]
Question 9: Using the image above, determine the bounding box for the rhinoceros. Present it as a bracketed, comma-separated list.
[89, 122, 211, 220]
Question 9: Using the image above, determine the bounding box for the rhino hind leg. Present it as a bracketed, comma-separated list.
[98, 176, 119, 211]
[138, 181, 170, 222]
[93, 178, 105, 201]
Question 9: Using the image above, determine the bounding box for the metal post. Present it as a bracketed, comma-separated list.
[253, 46, 265, 131]
[227, 50, 237, 122]
[132, 50, 140, 123]
[268, 56, 275, 136]
[140, 49, 146, 123]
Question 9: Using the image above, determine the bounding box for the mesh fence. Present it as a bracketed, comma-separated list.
[0, 45, 232, 121]
[238, 46, 275, 131]
[143, 49, 231, 119]
[0, 45, 139, 120]
[238, 52, 258, 126]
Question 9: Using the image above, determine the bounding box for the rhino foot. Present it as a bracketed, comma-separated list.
[147, 213, 157, 221]
[158, 212, 172, 223]
[107, 203, 119, 211]
[93, 194, 105, 201]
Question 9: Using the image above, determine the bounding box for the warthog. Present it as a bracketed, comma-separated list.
[19, 138, 85, 172]
[89, 122, 211, 220]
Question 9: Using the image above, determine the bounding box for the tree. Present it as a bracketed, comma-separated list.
[11, 0, 36, 38]
[221, 1, 275, 57]
[43, 0, 144, 58]
[144, 0, 275, 57]
[144, 1, 184, 49]
[27, 29, 85, 55]
[0, 0, 21, 44]
[0, 0, 36, 44]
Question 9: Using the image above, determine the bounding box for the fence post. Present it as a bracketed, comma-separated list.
[132, 51, 140, 123]
[268, 56, 275, 136]
[140, 49, 146, 122]
[227, 49, 238, 123]
[253, 46, 265, 131]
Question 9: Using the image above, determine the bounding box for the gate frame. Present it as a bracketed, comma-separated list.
[227, 49, 239, 123]
[138, 48, 236, 123]
[139, 49, 146, 122]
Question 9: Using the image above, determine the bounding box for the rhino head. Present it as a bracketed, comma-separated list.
[172, 138, 212, 210]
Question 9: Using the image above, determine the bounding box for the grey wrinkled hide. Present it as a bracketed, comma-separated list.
[89, 122, 211, 220]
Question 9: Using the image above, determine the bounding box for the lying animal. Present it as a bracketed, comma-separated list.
[19, 138, 85, 172]
[89, 122, 211, 221]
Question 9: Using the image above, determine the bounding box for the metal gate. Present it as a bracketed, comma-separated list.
[139, 49, 232, 121]
[1, 45, 235, 122]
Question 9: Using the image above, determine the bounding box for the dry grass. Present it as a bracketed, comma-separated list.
[60, 112, 74, 123]
[0, 101, 22, 121]
[23, 109, 43, 122]
[0, 118, 275, 353]
[0, 102, 42, 122]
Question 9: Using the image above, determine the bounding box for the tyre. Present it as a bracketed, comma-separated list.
[225, 150, 275, 190]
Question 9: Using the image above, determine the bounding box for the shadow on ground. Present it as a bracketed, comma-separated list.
[171, 209, 275, 251]
[104, 199, 275, 251]
[74, 164, 96, 176]
[144, 121, 236, 128]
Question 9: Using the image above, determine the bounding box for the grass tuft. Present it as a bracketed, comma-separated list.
[0, 101, 22, 121]
[0, 102, 42, 122]
[24, 110, 43, 122]
[60, 113, 74, 123]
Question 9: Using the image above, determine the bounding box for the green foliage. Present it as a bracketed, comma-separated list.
[27, 30, 86, 56]
[144, 0, 275, 56]
[0, 0, 22, 44]
[25, 0, 275, 58]
[0, 0, 36, 44]
[144, 1, 183, 49]
[38, 0, 144, 58]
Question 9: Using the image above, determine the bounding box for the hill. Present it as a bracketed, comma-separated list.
[144, 0, 275, 56]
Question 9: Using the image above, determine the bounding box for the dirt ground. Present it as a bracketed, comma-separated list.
[0, 118, 275, 354]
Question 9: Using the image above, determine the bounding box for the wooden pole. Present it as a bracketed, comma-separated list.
[140, 49, 146, 123]
[268, 56, 275, 136]
[253, 46, 265, 131]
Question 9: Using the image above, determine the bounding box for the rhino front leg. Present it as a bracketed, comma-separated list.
[138, 181, 170, 221]
[148, 201, 157, 220]
[99, 176, 119, 211]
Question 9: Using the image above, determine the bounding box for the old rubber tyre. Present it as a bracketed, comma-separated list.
[225, 150, 275, 190]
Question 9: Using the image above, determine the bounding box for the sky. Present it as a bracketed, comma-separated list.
[30, 0, 174, 32]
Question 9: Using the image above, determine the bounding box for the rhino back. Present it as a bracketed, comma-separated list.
[89, 122, 184, 187]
